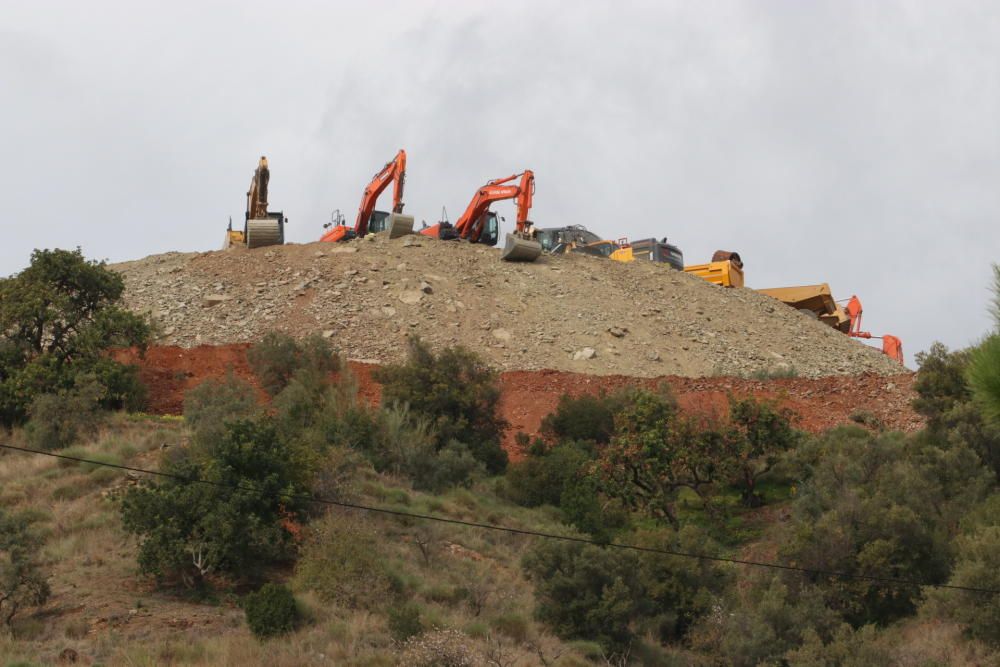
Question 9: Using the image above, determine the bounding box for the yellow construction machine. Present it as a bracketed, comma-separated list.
[756, 284, 851, 331]
[225, 156, 286, 249]
[683, 251, 744, 287]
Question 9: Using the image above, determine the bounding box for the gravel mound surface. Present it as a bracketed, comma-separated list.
[111, 235, 907, 379]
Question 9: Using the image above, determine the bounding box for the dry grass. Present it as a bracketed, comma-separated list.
[0, 415, 589, 666]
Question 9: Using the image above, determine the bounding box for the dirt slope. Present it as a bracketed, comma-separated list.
[112, 236, 906, 379]
[116, 345, 922, 457]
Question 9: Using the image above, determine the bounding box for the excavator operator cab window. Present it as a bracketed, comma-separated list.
[481, 212, 500, 246]
[368, 210, 390, 234]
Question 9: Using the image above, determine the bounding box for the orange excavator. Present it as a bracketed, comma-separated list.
[844, 295, 904, 364]
[320, 149, 414, 243]
[419, 170, 543, 262]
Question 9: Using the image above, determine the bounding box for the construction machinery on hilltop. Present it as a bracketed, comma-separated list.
[536, 226, 685, 270]
[225, 156, 286, 249]
[684, 251, 744, 287]
[420, 170, 543, 262]
[320, 149, 414, 243]
[757, 285, 903, 363]
[844, 295, 904, 363]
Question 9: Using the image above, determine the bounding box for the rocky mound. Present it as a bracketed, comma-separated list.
[112, 236, 907, 379]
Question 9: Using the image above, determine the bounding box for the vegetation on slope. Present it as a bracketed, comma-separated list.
[2, 253, 1000, 665]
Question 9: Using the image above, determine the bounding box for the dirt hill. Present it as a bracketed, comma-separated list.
[112, 235, 907, 379]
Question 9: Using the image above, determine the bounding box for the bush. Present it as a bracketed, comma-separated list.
[182, 373, 258, 449]
[782, 427, 991, 626]
[293, 512, 395, 609]
[0, 248, 150, 427]
[22, 379, 104, 450]
[523, 527, 724, 652]
[689, 575, 843, 667]
[120, 419, 308, 587]
[374, 337, 508, 473]
[539, 391, 628, 445]
[388, 602, 424, 641]
[0, 508, 50, 627]
[248, 332, 338, 397]
[927, 526, 1000, 645]
[243, 583, 299, 639]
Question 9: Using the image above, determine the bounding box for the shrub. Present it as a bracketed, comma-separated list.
[0, 508, 50, 627]
[689, 575, 845, 667]
[504, 441, 593, 508]
[539, 391, 628, 445]
[243, 583, 299, 639]
[248, 332, 338, 396]
[0, 248, 150, 427]
[388, 602, 424, 642]
[927, 526, 1000, 645]
[22, 378, 104, 450]
[182, 373, 258, 449]
[120, 419, 307, 587]
[523, 527, 724, 652]
[374, 337, 508, 473]
[782, 427, 991, 626]
[294, 512, 394, 609]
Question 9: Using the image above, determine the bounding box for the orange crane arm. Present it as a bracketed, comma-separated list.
[354, 149, 406, 236]
[454, 170, 534, 243]
[844, 295, 904, 364]
[321, 149, 406, 243]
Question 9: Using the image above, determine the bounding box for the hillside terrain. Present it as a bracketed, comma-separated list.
[115, 345, 923, 457]
[111, 237, 906, 379]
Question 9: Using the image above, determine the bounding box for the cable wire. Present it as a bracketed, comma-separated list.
[1, 441, 996, 596]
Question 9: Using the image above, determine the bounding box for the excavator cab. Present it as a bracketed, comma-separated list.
[480, 212, 500, 246]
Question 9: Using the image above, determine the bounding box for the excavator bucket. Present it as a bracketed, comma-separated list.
[245, 218, 283, 249]
[501, 233, 543, 262]
[387, 213, 415, 239]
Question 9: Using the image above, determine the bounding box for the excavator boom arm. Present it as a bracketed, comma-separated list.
[354, 149, 406, 236]
[454, 170, 534, 242]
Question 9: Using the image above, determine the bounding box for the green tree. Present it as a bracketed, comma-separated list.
[913, 342, 1000, 479]
[0, 248, 150, 426]
[726, 397, 799, 507]
[783, 427, 991, 626]
[968, 264, 1000, 422]
[374, 337, 509, 473]
[592, 389, 729, 529]
[120, 419, 307, 587]
[0, 509, 50, 628]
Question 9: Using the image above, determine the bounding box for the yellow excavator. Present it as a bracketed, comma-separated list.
[225, 156, 286, 249]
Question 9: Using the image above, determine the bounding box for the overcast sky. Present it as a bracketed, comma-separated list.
[2, 1, 998, 362]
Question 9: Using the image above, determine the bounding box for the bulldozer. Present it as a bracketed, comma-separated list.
[225, 156, 286, 249]
[420, 170, 542, 262]
[321, 149, 414, 243]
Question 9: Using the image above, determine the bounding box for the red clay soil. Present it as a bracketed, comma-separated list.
[116, 345, 923, 458]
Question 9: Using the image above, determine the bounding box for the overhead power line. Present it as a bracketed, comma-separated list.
[1, 441, 996, 596]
